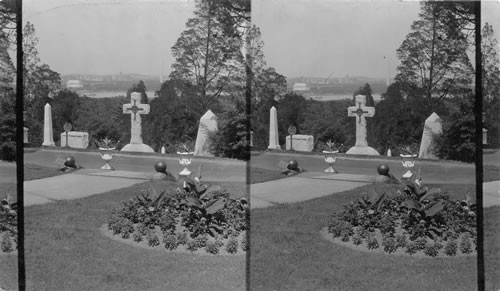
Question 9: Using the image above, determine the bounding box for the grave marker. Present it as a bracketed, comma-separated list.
[418, 112, 442, 159]
[42, 103, 55, 146]
[268, 106, 281, 150]
[121, 92, 154, 152]
[194, 110, 218, 157]
[346, 95, 379, 155]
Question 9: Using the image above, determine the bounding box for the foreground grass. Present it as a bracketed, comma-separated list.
[24, 164, 66, 181]
[22, 181, 246, 290]
[250, 183, 478, 291]
[485, 206, 500, 291]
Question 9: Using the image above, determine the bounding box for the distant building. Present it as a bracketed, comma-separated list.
[292, 83, 310, 92]
[66, 80, 84, 89]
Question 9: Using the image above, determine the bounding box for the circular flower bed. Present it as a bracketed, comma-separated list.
[325, 178, 476, 257]
[0, 201, 17, 254]
[105, 177, 248, 255]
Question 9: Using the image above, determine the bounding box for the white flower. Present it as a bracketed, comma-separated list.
[368, 210, 375, 215]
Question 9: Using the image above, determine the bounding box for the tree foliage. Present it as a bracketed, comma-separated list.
[170, 0, 245, 111]
[353, 83, 375, 107]
[395, 2, 474, 108]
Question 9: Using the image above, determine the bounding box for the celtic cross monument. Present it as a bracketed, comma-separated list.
[346, 95, 379, 155]
[121, 92, 154, 152]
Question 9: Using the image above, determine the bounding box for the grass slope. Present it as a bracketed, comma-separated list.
[250, 183, 479, 291]
[22, 182, 246, 290]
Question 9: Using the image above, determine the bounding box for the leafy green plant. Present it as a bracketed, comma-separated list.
[186, 239, 198, 252]
[240, 235, 248, 251]
[395, 234, 407, 248]
[459, 235, 472, 254]
[424, 243, 440, 257]
[444, 240, 458, 256]
[205, 241, 220, 255]
[1, 232, 13, 252]
[367, 237, 379, 250]
[132, 232, 143, 242]
[163, 234, 178, 250]
[146, 231, 160, 247]
[194, 235, 209, 248]
[352, 234, 362, 246]
[176, 232, 188, 246]
[382, 236, 398, 253]
[405, 242, 418, 255]
[225, 237, 239, 254]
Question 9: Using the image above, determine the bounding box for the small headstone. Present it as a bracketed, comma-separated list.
[121, 92, 154, 152]
[346, 95, 378, 155]
[387, 148, 392, 157]
[60, 131, 89, 148]
[268, 106, 281, 150]
[194, 110, 218, 157]
[42, 103, 55, 146]
[483, 128, 488, 145]
[418, 112, 442, 159]
[285, 135, 314, 151]
[161, 146, 166, 154]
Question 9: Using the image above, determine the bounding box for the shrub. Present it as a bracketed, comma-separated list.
[459, 235, 473, 254]
[424, 243, 440, 257]
[241, 235, 248, 251]
[367, 237, 379, 250]
[395, 234, 407, 248]
[186, 239, 198, 252]
[146, 231, 160, 247]
[1, 233, 13, 253]
[163, 234, 178, 250]
[176, 232, 188, 246]
[352, 234, 363, 246]
[405, 242, 418, 255]
[382, 236, 398, 253]
[132, 232, 143, 242]
[444, 240, 458, 256]
[194, 235, 209, 248]
[205, 241, 220, 255]
[414, 237, 428, 250]
[225, 237, 239, 254]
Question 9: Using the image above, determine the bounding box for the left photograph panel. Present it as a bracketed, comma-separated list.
[0, 0, 19, 289]
[21, 0, 249, 289]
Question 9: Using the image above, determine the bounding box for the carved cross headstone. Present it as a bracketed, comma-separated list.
[123, 92, 150, 144]
[347, 95, 375, 147]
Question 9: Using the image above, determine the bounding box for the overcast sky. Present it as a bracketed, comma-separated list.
[23, 0, 195, 76]
[22, 0, 500, 79]
[253, 0, 500, 79]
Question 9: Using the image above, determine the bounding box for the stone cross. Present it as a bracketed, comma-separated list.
[347, 95, 375, 147]
[123, 92, 149, 144]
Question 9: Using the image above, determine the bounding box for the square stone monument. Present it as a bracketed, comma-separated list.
[285, 135, 314, 151]
[60, 131, 89, 148]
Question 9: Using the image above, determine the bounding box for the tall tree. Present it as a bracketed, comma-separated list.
[481, 23, 500, 143]
[126, 80, 148, 104]
[395, 2, 474, 108]
[170, 0, 245, 111]
[353, 83, 375, 107]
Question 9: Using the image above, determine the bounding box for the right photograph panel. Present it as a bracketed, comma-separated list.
[249, 1, 493, 290]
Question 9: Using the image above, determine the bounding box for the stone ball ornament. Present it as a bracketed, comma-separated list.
[377, 164, 390, 176]
[64, 156, 76, 168]
[154, 161, 167, 173]
[287, 159, 299, 171]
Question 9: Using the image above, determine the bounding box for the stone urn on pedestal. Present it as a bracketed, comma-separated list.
[400, 154, 417, 180]
[177, 144, 194, 177]
[322, 140, 339, 173]
[99, 137, 116, 170]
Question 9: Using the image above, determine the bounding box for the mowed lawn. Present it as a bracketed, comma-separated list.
[249, 183, 488, 291]
[22, 178, 246, 290]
